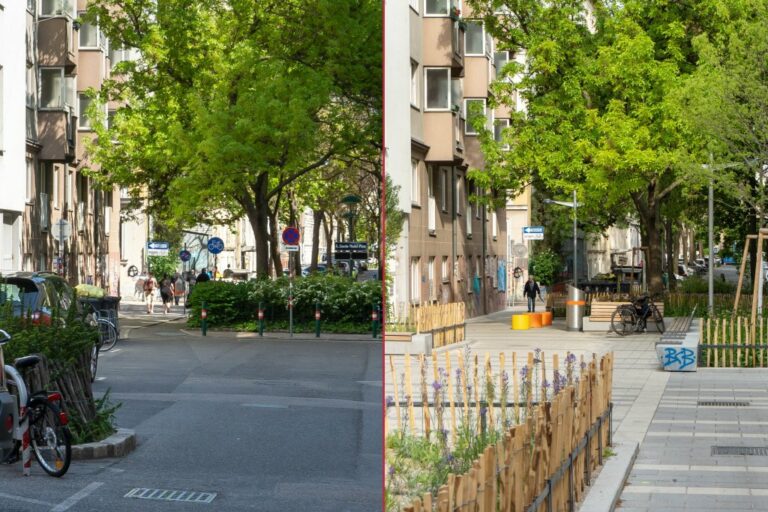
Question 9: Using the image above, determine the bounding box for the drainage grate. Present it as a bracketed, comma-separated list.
[697, 401, 750, 407]
[125, 488, 217, 504]
[712, 446, 768, 456]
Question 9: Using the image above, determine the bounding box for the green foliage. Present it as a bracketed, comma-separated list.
[67, 390, 121, 445]
[147, 254, 179, 279]
[529, 249, 560, 286]
[186, 275, 382, 330]
[679, 276, 734, 295]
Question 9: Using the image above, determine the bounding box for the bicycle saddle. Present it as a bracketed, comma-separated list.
[13, 355, 41, 370]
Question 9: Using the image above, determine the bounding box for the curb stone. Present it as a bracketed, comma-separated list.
[578, 441, 638, 512]
[72, 428, 137, 460]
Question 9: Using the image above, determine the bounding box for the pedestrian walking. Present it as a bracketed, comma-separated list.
[523, 276, 542, 313]
[160, 275, 175, 314]
[144, 273, 158, 314]
[174, 274, 186, 306]
[196, 268, 211, 283]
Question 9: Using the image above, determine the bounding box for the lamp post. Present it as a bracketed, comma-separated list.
[543, 190, 581, 288]
[340, 195, 361, 276]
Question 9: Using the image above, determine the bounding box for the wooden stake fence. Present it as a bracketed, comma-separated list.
[700, 316, 768, 368]
[387, 351, 614, 512]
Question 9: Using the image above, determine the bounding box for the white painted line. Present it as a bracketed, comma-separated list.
[241, 403, 289, 409]
[653, 419, 768, 426]
[51, 482, 104, 511]
[658, 404, 768, 409]
[623, 485, 768, 496]
[634, 463, 768, 473]
[0, 492, 54, 507]
[646, 431, 767, 438]
[94, 377, 106, 382]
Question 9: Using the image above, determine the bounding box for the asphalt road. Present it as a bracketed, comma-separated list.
[0, 310, 382, 511]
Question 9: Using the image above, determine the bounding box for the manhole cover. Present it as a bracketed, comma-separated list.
[712, 446, 768, 456]
[697, 401, 750, 407]
[125, 488, 217, 503]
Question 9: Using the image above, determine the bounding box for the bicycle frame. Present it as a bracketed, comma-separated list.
[0, 341, 16, 463]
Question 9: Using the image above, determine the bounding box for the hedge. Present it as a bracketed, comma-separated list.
[186, 275, 382, 328]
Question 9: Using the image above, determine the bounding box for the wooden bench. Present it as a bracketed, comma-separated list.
[589, 301, 665, 322]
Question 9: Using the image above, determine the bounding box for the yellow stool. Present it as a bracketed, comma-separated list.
[511, 314, 530, 330]
[528, 312, 543, 328]
[541, 311, 553, 326]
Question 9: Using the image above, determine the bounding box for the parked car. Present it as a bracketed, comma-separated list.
[0, 272, 75, 325]
[301, 264, 327, 277]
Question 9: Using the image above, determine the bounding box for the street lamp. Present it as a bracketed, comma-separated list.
[340, 195, 361, 275]
[543, 190, 581, 289]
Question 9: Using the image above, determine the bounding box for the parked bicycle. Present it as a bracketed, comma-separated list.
[82, 305, 119, 383]
[610, 295, 665, 336]
[0, 329, 72, 476]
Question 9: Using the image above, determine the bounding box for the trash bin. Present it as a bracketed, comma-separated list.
[565, 285, 585, 332]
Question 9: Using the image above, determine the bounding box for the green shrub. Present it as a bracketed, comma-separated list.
[529, 249, 560, 286]
[680, 276, 735, 294]
[187, 274, 382, 329]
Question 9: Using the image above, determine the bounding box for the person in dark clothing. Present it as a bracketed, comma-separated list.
[523, 276, 542, 312]
[196, 268, 211, 283]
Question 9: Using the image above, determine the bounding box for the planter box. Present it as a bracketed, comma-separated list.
[384, 333, 432, 355]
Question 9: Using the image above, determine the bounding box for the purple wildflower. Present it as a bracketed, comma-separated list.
[542, 379, 551, 389]
[580, 361, 587, 370]
[386, 395, 394, 408]
[535, 348, 541, 356]
[432, 380, 443, 392]
[501, 370, 509, 384]
[520, 365, 529, 380]
[388, 465, 395, 477]
[566, 353, 577, 364]
[480, 407, 488, 417]
[559, 374, 567, 389]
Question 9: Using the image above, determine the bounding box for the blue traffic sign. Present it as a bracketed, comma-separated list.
[282, 227, 300, 246]
[522, 226, 544, 234]
[147, 241, 170, 250]
[179, 250, 192, 262]
[207, 237, 224, 255]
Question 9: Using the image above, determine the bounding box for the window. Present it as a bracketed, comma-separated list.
[492, 209, 498, 239]
[466, 180, 473, 236]
[78, 15, 100, 48]
[65, 170, 72, 208]
[465, 21, 484, 55]
[40, 0, 73, 16]
[494, 51, 509, 78]
[465, 98, 486, 135]
[109, 45, 131, 69]
[476, 187, 482, 219]
[26, 158, 35, 203]
[428, 257, 435, 300]
[440, 167, 448, 211]
[411, 258, 421, 303]
[427, 167, 436, 233]
[411, 159, 420, 205]
[455, 173, 461, 216]
[52, 165, 59, 207]
[410, 61, 419, 108]
[38, 161, 53, 196]
[425, 0, 448, 15]
[451, 78, 462, 113]
[40, 68, 65, 108]
[78, 93, 92, 129]
[442, 256, 449, 282]
[107, 110, 116, 129]
[425, 68, 450, 110]
[494, 119, 510, 149]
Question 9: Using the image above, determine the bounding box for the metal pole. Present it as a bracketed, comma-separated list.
[289, 279, 294, 338]
[708, 154, 714, 313]
[573, 189, 578, 290]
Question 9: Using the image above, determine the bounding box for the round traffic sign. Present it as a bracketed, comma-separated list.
[179, 250, 192, 262]
[282, 227, 300, 246]
[207, 237, 224, 255]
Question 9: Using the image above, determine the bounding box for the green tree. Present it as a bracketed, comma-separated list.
[467, 0, 751, 293]
[83, 0, 381, 278]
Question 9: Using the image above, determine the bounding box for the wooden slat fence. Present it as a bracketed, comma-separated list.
[416, 303, 466, 348]
[700, 316, 768, 368]
[387, 351, 614, 512]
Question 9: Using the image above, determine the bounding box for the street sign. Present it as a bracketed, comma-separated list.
[147, 241, 170, 256]
[51, 219, 71, 242]
[207, 237, 224, 255]
[282, 227, 300, 246]
[522, 226, 544, 241]
[335, 242, 368, 252]
[179, 250, 192, 262]
[284, 245, 299, 252]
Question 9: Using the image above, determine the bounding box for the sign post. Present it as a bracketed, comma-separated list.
[207, 237, 224, 279]
[52, 219, 71, 276]
[282, 228, 301, 337]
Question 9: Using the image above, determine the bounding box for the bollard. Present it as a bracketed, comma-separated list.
[288, 281, 294, 338]
[315, 302, 321, 338]
[372, 304, 379, 338]
[258, 302, 264, 337]
[201, 301, 208, 336]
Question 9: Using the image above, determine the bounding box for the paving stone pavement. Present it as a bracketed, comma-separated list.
[617, 369, 768, 511]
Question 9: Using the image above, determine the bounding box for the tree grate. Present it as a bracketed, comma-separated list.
[124, 488, 217, 504]
[697, 401, 750, 407]
[712, 446, 768, 456]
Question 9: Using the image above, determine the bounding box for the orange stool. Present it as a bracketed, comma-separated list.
[511, 314, 530, 330]
[541, 311, 553, 326]
[528, 312, 543, 328]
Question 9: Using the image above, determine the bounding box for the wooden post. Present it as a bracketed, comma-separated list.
[750, 232, 764, 338]
[459, 355, 469, 424]
[446, 352, 457, 444]
[499, 352, 507, 429]
[734, 235, 753, 313]
[389, 356, 401, 432]
[404, 353, 415, 433]
[512, 352, 519, 424]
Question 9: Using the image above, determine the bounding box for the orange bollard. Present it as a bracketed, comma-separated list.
[541, 311, 553, 326]
[528, 312, 543, 328]
[511, 314, 530, 330]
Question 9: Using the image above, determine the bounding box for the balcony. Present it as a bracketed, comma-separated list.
[38, 107, 77, 162]
[423, 17, 465, 77]
[423, 111, 464, 162]
[37, 17, 77, 73]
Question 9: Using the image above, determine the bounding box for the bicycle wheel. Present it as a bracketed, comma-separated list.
[652, 305, 665, 333]
[98, 320, 118, 352]
[29, 400, 71, 477]
[90, 343, 99, 382]
[611, 306, 636, 336]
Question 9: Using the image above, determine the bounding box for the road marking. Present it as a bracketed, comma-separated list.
[653, 419, 768, 425]
[646, 431, 767, 438]
[51, 482, 104, 511]
[125, 488, 217, 503]
[624, 485, 768, 496]
[95, 377, 106, 382]
[0, 492, 54, 507]
[634, 463, 768, 473]
[241, 403, 289, 409]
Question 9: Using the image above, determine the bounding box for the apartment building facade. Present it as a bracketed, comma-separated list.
[18, 0, 121, 293]
[386, 0, 509, 318]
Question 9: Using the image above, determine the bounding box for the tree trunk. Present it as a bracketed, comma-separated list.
[310, 209, 322, 271]
[632, 183, 664, 295]
[748, 212, 758, 283]
[240, 177, 270, 278]
[323, 213, 334, 269]
[268, 210, 282, 277]
[664, 217, 675, 290]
